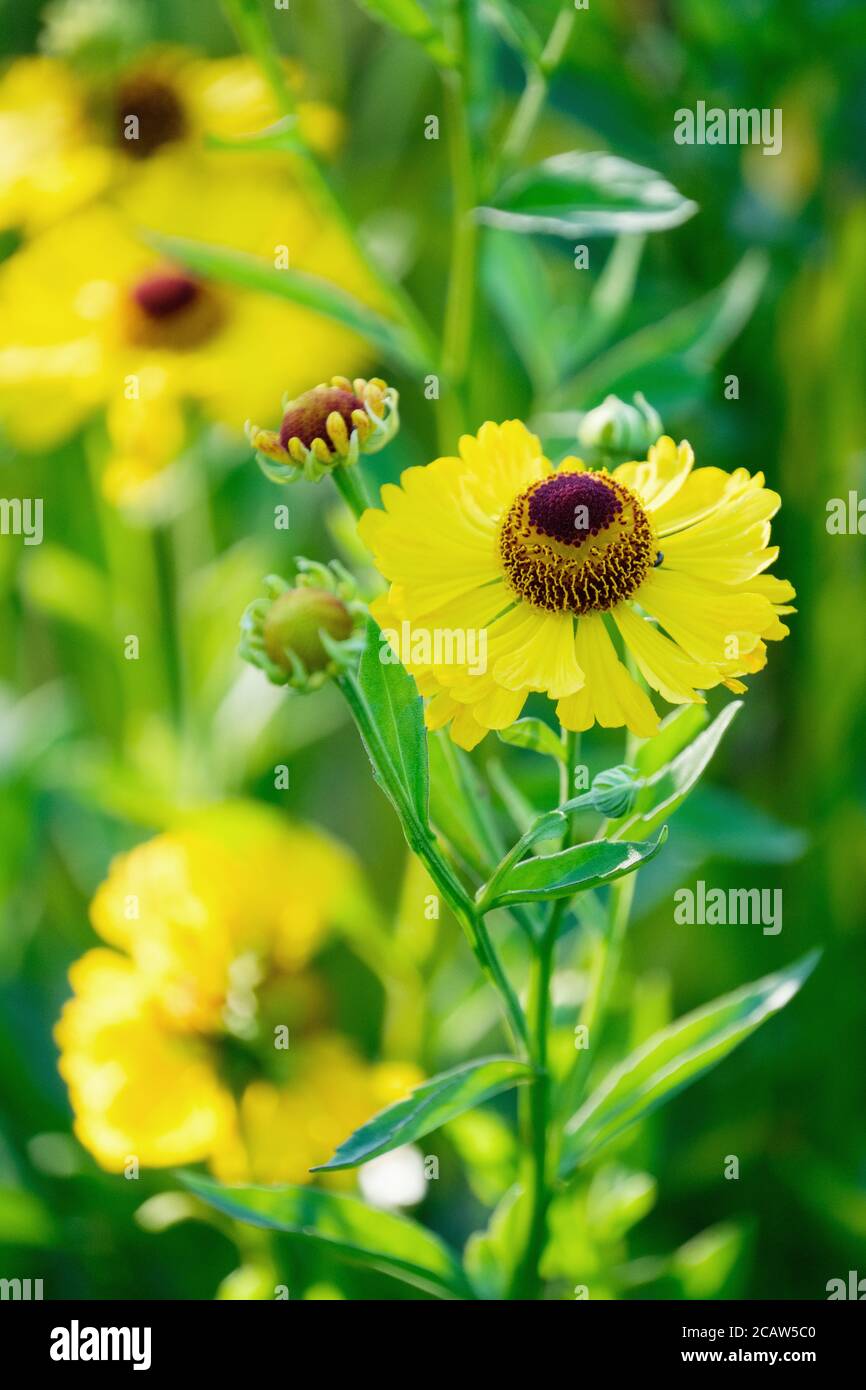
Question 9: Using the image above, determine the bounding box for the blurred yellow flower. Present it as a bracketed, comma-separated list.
[0, 50, 375, 504]
[0, 50, 339, 233]
[0, 58, 112, 232]
[55, 803, 420, 1178]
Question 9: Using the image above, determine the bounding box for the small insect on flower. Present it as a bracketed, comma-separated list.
[360, 419, 796, 749]
[247, 376, 399, 484]
[240, 558, 367, 691]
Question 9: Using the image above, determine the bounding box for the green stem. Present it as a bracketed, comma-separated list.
[491, 5, 577, 186]
[337, 670, 528, 1052]
[439, 13, 478, 449]
[509, 728, 576, 1299]
[331, 462, 371, 518]
[220, 0, 438, 372]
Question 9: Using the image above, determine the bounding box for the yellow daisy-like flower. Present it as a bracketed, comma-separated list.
[0, 148, 378, 503]
[359, 421, 794, 750]
[55, 803, 420, 1177]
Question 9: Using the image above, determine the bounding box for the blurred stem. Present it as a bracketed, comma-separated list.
[220, 0, 438, 371]
[510, 727, 576, 1299]
[493, 5, 577, 182]
[557, 693, 643, 1126]
[440, 8, 478, 449]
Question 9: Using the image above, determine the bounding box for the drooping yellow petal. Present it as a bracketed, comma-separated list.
[613, 600, 717, 703]
[557, 614, 659, 737]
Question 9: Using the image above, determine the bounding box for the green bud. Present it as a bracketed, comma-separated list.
[588, 764, 643, 819]
[577, 393, 663, 461]
[264, 588, 353, 675]
[240, 560, 366, 692]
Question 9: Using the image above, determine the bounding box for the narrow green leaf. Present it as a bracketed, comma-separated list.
[355, 0, 456, 66]
[481, 0, 543, 65]
[205, 114, 301, 154]
[147, 234, 424, 375]
[559, 951, 819, 1176]
[478, 152, 698, 239]
[548, 250, 768, 409]
[357, 619, 429, 826]
[496, 717, 566, 762]
[484, 827, 666, 908]
[180, 1170, 472, 1299]
[616, 701, 741, 840]
[313, 1057, 533, 1172]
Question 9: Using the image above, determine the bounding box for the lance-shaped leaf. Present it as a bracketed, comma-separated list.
[355, 0, 456, 66]
[481, 827, 667, 909]
[356, 619, 429, 827]
[180, 1171, 472, 1300]
[478, 152, 698, 239]
[615, 701, 741, 840]
[313, 1057, 533, 1172]
[559, 951, 819, 1177]
[147, 235, 425, 376]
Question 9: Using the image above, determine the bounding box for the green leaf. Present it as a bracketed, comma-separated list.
[355, 0, 456, 66]
[483, 828, 666, 909]
[496, 717, 566, 762]
[559, 951, 819, 1177]
[180, 1170, 472, 1299]
[147, 234, 424, 376]
[429, 732, 500, 877]
[356, 619, 429, 827]
[548, 250, 768, 410]
[463, 1184, 531, 1300]
[636, 703, 709, 778]
[482, 230, 560, 394]
[478, 152, 698, 239]
[313, 1056, 533, 1172]
[616, 701, 741, 840]
[679, 786, 807, 865]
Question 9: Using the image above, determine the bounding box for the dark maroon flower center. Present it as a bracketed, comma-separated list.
[115, 75, 187, 159]
[280, 387, 364, 451]
[527, 472, 624, 546]
[132, 272, 201, 321]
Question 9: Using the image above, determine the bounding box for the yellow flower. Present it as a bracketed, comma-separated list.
[88, 802, 364, 1031]
[0, 50, 339, 233]
[55, 950, 236, 1170]
[359, 421, 795, 749]
[55, 803, 421, 1177]
[0, 149, 378, 502]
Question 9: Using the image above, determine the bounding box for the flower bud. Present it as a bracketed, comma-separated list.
[577, 393, 663, 462]
[588, 764, 643, 819]
[247, 376, 399, 485]
[240, 560, 366, 691]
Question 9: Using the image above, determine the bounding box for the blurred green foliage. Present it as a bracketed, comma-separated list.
[1, 0, 865, 1299]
